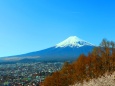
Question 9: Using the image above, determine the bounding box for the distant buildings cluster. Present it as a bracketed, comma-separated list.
[0, 62, 63, 86]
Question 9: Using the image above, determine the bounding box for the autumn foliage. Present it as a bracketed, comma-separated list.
[43, 39, 115, 86]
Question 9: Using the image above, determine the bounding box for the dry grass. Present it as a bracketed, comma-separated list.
[72, 72, 115, 86]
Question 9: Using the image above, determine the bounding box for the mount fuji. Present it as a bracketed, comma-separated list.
[0, 36, 95, 62]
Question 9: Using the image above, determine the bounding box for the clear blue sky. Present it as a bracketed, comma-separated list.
[0, 0, 115, 57]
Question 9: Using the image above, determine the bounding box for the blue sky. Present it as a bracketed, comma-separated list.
[0, 0, 115, 57]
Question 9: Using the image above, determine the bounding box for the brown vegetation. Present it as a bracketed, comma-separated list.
[43, 39, 115, 86]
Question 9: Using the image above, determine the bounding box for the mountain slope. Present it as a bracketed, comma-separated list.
[0, 36, 95, 62]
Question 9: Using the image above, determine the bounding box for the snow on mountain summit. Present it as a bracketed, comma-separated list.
[56, 36, 93, 48]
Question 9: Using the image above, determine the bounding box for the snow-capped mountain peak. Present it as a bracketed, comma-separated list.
[56, 36, 93, 48]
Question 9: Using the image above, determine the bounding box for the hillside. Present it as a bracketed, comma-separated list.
[43, 39, 115, 86]
[72, 72, 115, 86]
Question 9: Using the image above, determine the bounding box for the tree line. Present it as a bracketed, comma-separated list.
[43, 39, 115, 86]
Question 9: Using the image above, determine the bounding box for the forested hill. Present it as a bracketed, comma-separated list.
[43, 39, 115, 86]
